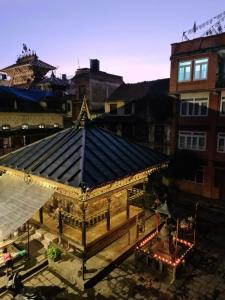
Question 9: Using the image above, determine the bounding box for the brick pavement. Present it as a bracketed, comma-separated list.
[2, 209, 225, 300]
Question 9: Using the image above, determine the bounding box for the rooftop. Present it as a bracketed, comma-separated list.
[107, 79, 170, 102]
[1, 53, 56, 72]
[171, 32, 225, 56]
[0, 86, 54, 103]
[0, 123, 167, 189]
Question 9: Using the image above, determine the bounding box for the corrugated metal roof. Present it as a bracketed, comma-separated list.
[0, 125, 167, 188]
[0, 86, 53, 103]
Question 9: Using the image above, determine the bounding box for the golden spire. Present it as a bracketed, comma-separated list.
[77, 96, 91, 128]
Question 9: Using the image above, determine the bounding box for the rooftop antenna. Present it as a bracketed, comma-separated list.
[77, 59, 80, 69]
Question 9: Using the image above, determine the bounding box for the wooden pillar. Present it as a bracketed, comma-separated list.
[82, 256, 86, 281]
[136, 215, 139, 240]
[128, 230, 131, 245]
[81, 203, 87, 248]
[126, 189, 130, 219]
[142, 179, 148, 231]
[143, 180, 148, 210]
[39, 207, 43, 224]
[106, 197, 111, 231]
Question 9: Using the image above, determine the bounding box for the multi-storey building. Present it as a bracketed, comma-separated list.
[94, 79, 174, 155]
[70, 59, 123, 119]
[170, 32, 225, 201]
[0, 86, 64, 155]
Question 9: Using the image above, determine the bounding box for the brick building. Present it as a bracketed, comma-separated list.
[70, 59, 123, 119]
[170, 32, 225, 201]
[94, 79, 174, 155]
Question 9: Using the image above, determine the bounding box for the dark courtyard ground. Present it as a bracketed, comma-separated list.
[2, 203, 225, 300]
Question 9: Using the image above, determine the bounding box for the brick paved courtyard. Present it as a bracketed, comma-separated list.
[2, 206, 225, 300]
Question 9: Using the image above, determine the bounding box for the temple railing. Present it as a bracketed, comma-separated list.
[128, 188, 144, 203]
[86, 209, 108, 227]
[85, 214, 139, 260]
[59, 209, 108, 230]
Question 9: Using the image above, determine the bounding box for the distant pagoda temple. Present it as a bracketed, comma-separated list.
[0, 99, 168, 288]
[0, 44, 55, 88]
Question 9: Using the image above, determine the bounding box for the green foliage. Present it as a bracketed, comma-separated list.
[47, 244, 61, 261]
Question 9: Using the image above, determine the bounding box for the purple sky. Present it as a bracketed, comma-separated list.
[1, 0, 225, 82]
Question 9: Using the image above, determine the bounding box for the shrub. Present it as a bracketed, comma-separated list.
[47, 244, 61, 261]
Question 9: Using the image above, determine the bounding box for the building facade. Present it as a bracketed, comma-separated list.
[71, 59, 123, 119]
[170, 32, 225, 200]
[0, 86, 64, 155]
[95, 79, 174, 155]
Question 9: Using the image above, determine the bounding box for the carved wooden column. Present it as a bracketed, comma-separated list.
[55, 206, 63, 245]
[106, 197, 111, 231]
[142, 179, 148, 232]
[126, 189, 131, 219]
[39, 207, 43, 224]
[143, 179, 148, 210]
[80, 202, 87, 248]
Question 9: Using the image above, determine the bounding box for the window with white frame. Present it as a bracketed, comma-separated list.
[217, 133, 225, 153]
[178, 61, 192, 82]
[178, 131, 206, 151]
[180, 97, 208, 116]
[185, 167, 204, 184]
[220, 97, 225, 115]
[194, 58, 208, 80]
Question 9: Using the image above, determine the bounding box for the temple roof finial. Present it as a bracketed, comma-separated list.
[77, 96, 91, 128]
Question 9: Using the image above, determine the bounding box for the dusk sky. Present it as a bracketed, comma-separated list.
[1, 1, 225, 82]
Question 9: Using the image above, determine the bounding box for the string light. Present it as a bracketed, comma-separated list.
[136, 230, 158, 249]
[136, 233, 194, 267]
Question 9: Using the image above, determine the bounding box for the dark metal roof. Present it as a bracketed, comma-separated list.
[0, 125, 167, 189]
[40, 72, 68, 87]
[107, 79, 169, 102]
[0, 86, 53, 103]
[72, 69, 123, 84]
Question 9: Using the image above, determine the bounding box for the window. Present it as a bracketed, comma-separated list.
[217, 133, 225, 153]
[124, 103, 132, 115]
[178, 131, 206, 151]
[194, 58, 208, 80]
[3, 137, 11, 149]
[180, 97, 208, 116]
[78, 85, 86, 100]
[220, 97, 225, 115]
[154, 125, 165, 145]
[178, 61, 192, 82]
[67, 101, 72, 113]
[185, 168, 204, 184]
[2, 124, 10, 130]
[110, 104, 117, 115]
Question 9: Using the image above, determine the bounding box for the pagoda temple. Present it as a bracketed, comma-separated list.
[0, 99, 168, 288]
[0, 44, 55, 88]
